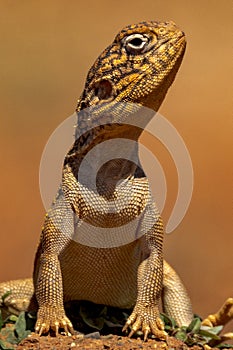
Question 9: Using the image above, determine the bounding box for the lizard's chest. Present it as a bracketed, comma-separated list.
[59, 238, 149, 308]
[61, 166, 156, 307]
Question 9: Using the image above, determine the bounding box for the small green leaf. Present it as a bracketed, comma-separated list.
[187, 317, 201, 333]
[7, 316, 17, 323]
[175, 330, 188, 342]
[0, 338, 15, 350]
[160, 313, 177, 329]
[216, 343, 233, 349]
[14, 313, 26, 337]
[14, 312, 30, 341]
[199, 329, 221, 340]
[0, 324, 18, 345]
[200, 325, 223, 335]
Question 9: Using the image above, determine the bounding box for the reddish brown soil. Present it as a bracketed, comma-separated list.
[16, 333, 221, 350]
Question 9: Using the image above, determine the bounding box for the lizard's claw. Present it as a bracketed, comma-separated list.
[35, 306, 74, 336]
[123, 304, 167, 341]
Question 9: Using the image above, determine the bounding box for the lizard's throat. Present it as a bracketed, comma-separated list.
[65, 124, 144, 199]
[74, 123, 143, 154]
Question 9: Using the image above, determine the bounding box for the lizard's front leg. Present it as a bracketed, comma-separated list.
[123, 216, 167, 341]
[35, 250, 73, 335]
[34, 196, 75, 336]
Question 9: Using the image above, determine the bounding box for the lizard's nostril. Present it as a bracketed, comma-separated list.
[94, 79, 113, 100]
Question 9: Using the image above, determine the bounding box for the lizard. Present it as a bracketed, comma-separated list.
[0, 20, 205, 341]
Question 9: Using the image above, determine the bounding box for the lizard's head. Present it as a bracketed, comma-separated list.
[67, 22, 186, 184]
[77, 21, 186, 113]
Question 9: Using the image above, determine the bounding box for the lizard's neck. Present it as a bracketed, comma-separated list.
[64, 121, 145, 199]
[64, 102, 154, 194]
[73, 101, 155, 154]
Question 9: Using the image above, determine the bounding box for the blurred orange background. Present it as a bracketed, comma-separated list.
[0, 0, 232, 332]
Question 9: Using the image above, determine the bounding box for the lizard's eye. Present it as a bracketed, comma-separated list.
[124, 34, 149, 54]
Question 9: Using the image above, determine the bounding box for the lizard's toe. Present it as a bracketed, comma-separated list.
[202, 298, 233, 327]
[149, 318, 167, 340]
[35, 307, 74, 336]
[35, 320, 50, 336]
[123, 304, 167, 341]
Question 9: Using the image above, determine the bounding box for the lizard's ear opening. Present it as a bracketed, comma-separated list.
[94, 80, 113, 100]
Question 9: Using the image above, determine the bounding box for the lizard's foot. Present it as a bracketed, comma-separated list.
[122, 304, 167, 341]
[35, 306, 74, 336]
[202, 297, 233, 327]
[2, 297, 31, 315]
[0, 278, 34, 314]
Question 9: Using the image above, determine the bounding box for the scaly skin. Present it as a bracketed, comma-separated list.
[202, 298, 233, 328]
[0, 21, 194, 340]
